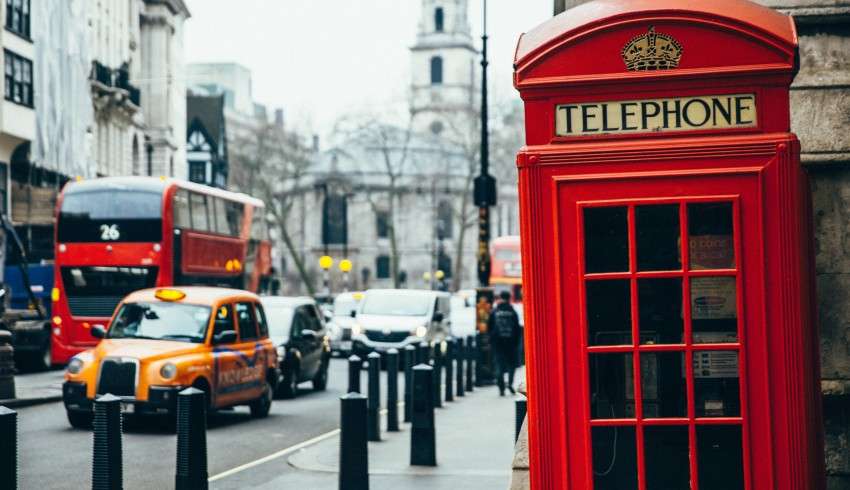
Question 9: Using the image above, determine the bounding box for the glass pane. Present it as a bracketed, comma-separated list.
[694, 350, 740, 417]
[697, 425, 744, 490]
[689, 202, 735, 270]
[636, 204, 681, 271]
[641, 352, 686, 418]
[592, 426, 637, 490]
[589, 353, 634, 419]
[587, 280, 631, 346]
[691, 277, 738, 343]
[638, 278, 683, 344]
[645, 426, 690, 489]
[584, 206, 628, 273]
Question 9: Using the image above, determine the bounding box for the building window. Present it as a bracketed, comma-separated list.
[189, 161, 207, 184]
[322, 194, 348, 245]
[5, 0, 30, 38]
[4, 50, 33, 107]
[434, 7, 444, 32]
[376, 255, 391, 279]
[376, 210, 390, 239]
[430, 56, 443, 85]
[437, 200, 453, 239]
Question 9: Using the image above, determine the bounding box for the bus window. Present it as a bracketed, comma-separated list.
[225, 201, 243, 237]
[251, 207, 269, 240]
[58, 190, 162, 243]
[174, 189, 191, 229]
[190, 192, 209, 232]
[213, 197, 229, 235]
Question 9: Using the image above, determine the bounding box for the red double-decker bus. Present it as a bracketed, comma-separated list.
[50, 177, 272, 364]
[491, 235, 522, 303]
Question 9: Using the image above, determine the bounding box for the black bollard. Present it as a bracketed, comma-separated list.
[444, 339, 454, 402]
[417, 342, 429, 365]
[455, 337, 465, 398]
[348, 355, 362, 393]
[0, 406, 16, 490]
[515, 398, 528, 443]
[339, 393, 369, 490]
[92, 394, 123, 490]
[465, 336, 475, 392]
[367, 352, 381, 441]
[386, 349, 400, 432]
[175, 388, 208, 490]
[431, 345, 442, 408]
[403, 345, 415, 423]
[410, 364, 436, 466]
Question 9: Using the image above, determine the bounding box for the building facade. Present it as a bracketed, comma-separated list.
[282, 0, 519, 294]
[186, 94, 228, 188]
[543, 1, 850, 487]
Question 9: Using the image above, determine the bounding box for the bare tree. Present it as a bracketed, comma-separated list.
[230, 121, 316, 295]
[333, 113, 416, 288]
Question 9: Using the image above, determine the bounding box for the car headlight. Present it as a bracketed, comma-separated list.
[352, 323, 362, 336]
[67, 357, 84, 375]
[415, 325, 427, 338]
[276, 346, 286, 359]
[160, 362, 177, 380]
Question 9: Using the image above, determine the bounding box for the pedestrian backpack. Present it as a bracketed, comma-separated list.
[493, 309, 516, 339]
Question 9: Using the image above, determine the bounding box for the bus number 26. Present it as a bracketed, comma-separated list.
[100, 224, 120, 241]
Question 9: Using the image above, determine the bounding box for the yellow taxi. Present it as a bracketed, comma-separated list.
[62, 287, 279, 428]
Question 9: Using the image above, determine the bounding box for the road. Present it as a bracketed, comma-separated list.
[17, 359, 356, 489]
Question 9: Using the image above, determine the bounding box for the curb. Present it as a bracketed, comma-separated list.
[0, 394, 62, 409]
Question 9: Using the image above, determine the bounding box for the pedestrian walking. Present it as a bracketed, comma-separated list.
[487, 290, 522, 396]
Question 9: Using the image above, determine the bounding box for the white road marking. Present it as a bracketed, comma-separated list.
[208, 428, 340, 482]
[208, 406, 397, 482]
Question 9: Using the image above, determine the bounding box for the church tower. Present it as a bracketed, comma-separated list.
[410, 0, 478, 136]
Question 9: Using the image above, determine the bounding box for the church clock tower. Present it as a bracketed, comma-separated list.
[410, 0, 478, 136]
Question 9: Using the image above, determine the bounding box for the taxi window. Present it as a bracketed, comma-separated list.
[256, 303, 269, 338]
[213, 304, 235, 337]
[236, 302, 259, 340]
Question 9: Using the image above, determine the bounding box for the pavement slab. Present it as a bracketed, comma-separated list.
[218, 372, 522, 490]
[0, 368, 64, 408]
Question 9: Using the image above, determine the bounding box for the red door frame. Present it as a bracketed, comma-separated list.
[560, 172, 760, 489]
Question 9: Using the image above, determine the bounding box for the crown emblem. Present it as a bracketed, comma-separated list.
[621, 26, 683, 71]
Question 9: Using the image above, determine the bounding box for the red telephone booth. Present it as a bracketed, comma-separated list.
[514, 1, 824, 489]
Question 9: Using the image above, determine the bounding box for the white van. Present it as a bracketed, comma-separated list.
[351, 289, 451, 356]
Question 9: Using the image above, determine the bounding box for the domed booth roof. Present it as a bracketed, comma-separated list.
[514, 0, 797, 86]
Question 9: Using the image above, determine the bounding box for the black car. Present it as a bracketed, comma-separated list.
[261, 296, 331, 399]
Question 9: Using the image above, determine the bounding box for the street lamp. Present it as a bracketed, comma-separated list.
[319, 255, 333, 297]
[435, 269, 446, 292]
[339, 259, 352, 292]
[423, 271, 432, 288]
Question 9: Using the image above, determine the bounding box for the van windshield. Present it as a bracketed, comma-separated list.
[361, 294, 431, 317]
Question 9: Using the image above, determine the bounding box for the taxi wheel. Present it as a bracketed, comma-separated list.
[250, 380, 273, 418]
[67, 410, 93, 429]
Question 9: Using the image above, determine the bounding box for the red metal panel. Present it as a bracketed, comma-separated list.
[180, 231, 246, 277]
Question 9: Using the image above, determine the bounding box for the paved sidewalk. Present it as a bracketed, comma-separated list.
[215, 376, 521, 490]
[0, 368, 64, 408]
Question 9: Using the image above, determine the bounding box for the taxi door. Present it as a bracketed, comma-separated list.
[230, 302, 267, 403]
[211, 303, 245, 408]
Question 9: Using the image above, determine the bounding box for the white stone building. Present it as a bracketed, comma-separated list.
[281, 0, 520, 294]
[87, 0, 189, 179]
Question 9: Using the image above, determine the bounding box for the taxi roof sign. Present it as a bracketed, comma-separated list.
[155, 289, 186, 302]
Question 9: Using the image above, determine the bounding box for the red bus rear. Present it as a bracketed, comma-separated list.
[50, 177, 272, 364]
[491, 235, 522, 303]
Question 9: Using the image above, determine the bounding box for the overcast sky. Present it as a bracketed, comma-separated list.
[183, 0, 552, 139]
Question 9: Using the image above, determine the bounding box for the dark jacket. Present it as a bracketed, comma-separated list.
[488, 301, 522, 350]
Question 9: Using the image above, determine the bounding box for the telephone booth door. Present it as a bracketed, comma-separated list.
[560, 172, 769, 490]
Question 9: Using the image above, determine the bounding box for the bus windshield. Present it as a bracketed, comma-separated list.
[108, 302, 211, 343]
[58, 190, 163, 242]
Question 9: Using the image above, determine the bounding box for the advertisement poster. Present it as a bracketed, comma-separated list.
[691, 276, 737, 320]
[689, 234, 735, 270]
